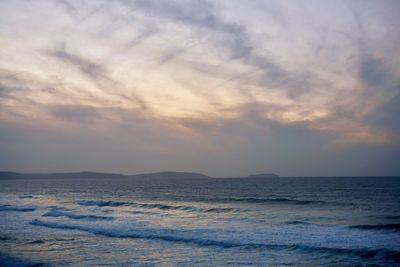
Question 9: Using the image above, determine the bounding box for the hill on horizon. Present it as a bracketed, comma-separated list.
[0, 171, 212, 179]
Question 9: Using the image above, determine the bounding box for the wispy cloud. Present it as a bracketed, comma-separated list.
[46, 44, 148, 110]
[47, 46, 108, 81]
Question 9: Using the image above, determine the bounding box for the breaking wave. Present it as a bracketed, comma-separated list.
[0, 205, 37, 212]
[78, 200, 127, 207]
[30, 219, 400, 262]
[28, 240, 46, 244]
[384, 215, 400, 220]
[19, 195, 36, 199]
[284, 220, 313, 225]
[0, 252, 46, 267]
[284, 221, 400, 232]
[184, 196, 352, 206]
[78, 199, 239, 213]
[350, 224, 400, 231]
[131, 202, 239, 213]
[214, 197, 327, 205]
[43, 208, 113, 221]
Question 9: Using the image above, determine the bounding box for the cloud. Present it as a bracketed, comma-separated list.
[157, 41, 202, 65]
[359, 57, 389, 87]
[47, 46, 108, 80]
[0, 0, 399, 175]
[50, 105, 100, 124]
[122, 0, 317, 98]
[124, 28, 158, 50]
[45, 44, 148, 110]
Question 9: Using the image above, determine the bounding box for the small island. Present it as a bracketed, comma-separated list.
[247, 173, 280, 178]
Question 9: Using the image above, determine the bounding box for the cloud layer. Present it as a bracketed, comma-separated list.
[0, 0, 399, 176]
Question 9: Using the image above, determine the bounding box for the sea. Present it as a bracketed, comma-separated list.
[0, 176, 399, 266]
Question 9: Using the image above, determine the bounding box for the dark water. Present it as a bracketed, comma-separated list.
[0, 176, 399, 266]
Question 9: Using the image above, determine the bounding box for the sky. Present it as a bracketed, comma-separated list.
[0, 0, 399, 177]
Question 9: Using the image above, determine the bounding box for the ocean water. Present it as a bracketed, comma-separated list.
[0, 176, 399, 266]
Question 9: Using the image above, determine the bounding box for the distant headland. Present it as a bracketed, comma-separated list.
[0, 171, 211, 179]
[0, 171, 281, 179]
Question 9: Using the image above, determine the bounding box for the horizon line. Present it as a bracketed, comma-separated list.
[1, 170, 399, 178]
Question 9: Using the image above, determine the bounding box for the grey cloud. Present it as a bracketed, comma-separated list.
[367, 93, 400, 136]
[124, 28, 158, 50]
[0, 82, 22, 100]
[0, 83, 11, 98]
[46, 45, 148, 110]
[47, 48, 107, 80]
[121, 0, 317, 98]
[177, 101, 280, 132]
[359, 57, 391, 88]
[127, 0, 217, 28]
[50, 105, 100, 123]
[0, 69, 102, 110]
[176, 118, 217, 133]
[259, 1, 288, 28]
[0, 70, 21, 97]
[350, 1, 399, 90]
[360, 55, 400, 138]
[180, 61, 259, 102]
[157, 41, 203, 66]
[77, 3, 106, 24]
[58, 0, 78, 15]
[58, 0, 105, 23]
[0, 70, 47, 105]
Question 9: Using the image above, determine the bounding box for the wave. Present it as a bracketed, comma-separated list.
[385, 215, 400, 220]
[0, 252, 46, 267]
[27, 219, 300, 249]
[284, 220, 313, 225]
[284, 221, 400, 232]
[173, 195, 358, 207]
[28, 240, 46, 244]
[30, 219, 400, 262]
[30, 218, 258, 248]
[0, 204, 36, 212]
[350, 224, 400, 231]
[19, 195, 36, 199]
[131, 202, 239, 213]
[78, 199, 239, 213]
[127, 210, 159, 215]
[43, 208, 113, 221]
[297, 246, 400, 262]
[78, 200, 127, 207]
[0, 236, 11, 241]
[197, 196, 330, 205]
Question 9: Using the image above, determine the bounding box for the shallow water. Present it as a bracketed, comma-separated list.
[0, 176, 399, 266]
